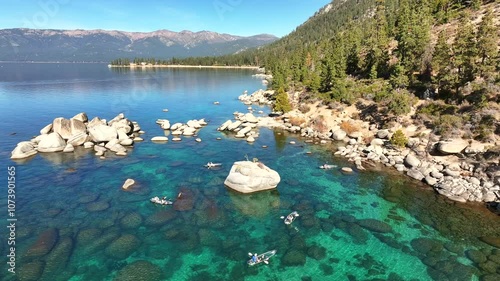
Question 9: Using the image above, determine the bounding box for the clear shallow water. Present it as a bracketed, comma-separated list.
[0, 63, 499, 281]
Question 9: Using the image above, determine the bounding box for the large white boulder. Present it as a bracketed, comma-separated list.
[227, 121, 242, 131]
[87, 116, 105, 128]
[237, 126, 252, 136]
[111, 119, 132, 133]
[151, 136, 168, 142]
[404, 154, 421, 168]
[72, 112, 88, 123]
[40, 123, 53, 135]
[332, 129, 347, 141]
[218, 120, 232, 131]
[37, 132, 66, 152]
[63, 143, 74, 153]
[170, 122, 183, 131]
[52, 118, 87, 140]
[160, 120, 171, 130]
[187, 120, 202, 128]
[67, 132, 88, 146]
[183, 127, 197, 136]
[243, 113, 258, 123]
[224, 161, 281, 193]
[117, 130, 129, 141]
[88, 124, 117, 143]
[11, 141, 37, 159]
[437, 139, 469, 154]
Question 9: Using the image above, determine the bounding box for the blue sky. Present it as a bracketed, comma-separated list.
[0, 0, 331, 37]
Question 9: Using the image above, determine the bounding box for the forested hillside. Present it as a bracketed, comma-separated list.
[179, 0, 499, 100]
[177, 0, 499, 141]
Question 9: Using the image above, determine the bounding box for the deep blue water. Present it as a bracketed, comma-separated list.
[0, 63, 499, 281]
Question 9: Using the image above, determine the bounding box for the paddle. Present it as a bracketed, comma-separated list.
[264, 260, 269, 264]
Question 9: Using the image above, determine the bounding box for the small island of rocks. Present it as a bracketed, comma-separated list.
[11, 112, 143, 159]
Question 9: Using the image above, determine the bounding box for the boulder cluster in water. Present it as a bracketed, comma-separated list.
[217, 89, 282, 143]
[10, 112, 143, 159]
[218, 112, 260, 142]
[153, 118, 207, 142]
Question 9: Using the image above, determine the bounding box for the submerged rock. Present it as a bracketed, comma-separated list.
[307, 245, 327, 260]
[42, 237, 74, 278]
[114, 260, 163, 281]
[86, 200, 110, 212]
[479, 236, 500, 248]
[145, 209, 177, 226]
[282, 249, 306, 266]
[411, 237, 444, 254]
[173, 188, 196, 211]
[357, 219, 393, 233]
[24, 228, 59, 259]
[18, 261, 45, 281]
[105, 234, 140, 259]
[224, 161, 280, 193]
[120, 212, 143, 229]
[77, 228, 102, 246]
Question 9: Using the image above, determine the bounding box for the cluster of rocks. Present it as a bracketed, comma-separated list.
[238, 89, 274, 105]
[334, 132, 499, 203]
[218, 112, 260, 142]
[153, 118, 207, 142]
[251, 73, 273, 85]
[11, 113, 143, 159]
[273, 97, 499, 204]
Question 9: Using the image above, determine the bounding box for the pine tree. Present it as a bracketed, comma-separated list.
[453, 13, 477, 89]
[273, 87, 292, 113]
[395, 0, 431, 82]
[363, 0, 389, 79]
[389, 63, 409, 89]
[432, 30, 454, 93]
[476, 8, 498, 80]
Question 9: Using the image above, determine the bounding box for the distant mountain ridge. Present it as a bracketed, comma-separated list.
[0, 28, 278, 62]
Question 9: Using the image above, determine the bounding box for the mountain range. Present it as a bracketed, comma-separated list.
[0, 28, 278, 62]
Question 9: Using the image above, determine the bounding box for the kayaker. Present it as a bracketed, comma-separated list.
[252, 253, 258, 263]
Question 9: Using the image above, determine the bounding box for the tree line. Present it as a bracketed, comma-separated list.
[111, 0, 499, 116]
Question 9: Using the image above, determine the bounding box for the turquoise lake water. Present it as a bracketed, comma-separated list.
[0, 63, 499, 281]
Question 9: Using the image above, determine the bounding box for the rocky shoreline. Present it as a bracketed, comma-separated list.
[231, 89, 500, 207]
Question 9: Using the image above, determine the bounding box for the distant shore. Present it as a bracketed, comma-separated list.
[108, 64, 261, 70]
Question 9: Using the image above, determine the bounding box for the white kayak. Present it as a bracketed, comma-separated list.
[204, 162, 222, 168]
[283, 211, 299, 225]
[150, 196, 173, 205]
[247, 250, 277, 266]
[320, 164, 337, 169]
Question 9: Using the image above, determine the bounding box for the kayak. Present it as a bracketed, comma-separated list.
[319, 164, 337, 169]
[204, 162, 222, 168]
[284, 211, 299, 225]
[247, 250, 277, 266]
[150, 196, 173, 205]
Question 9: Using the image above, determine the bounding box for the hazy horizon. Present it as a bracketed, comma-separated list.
[0, 0, 331, 37]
